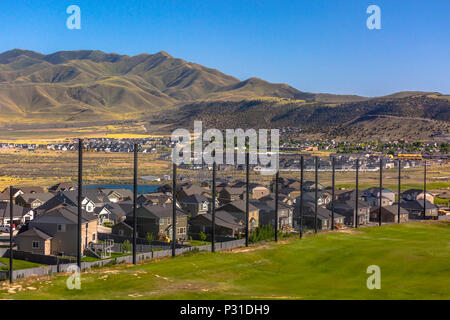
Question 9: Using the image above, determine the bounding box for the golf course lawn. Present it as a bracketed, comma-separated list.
[0, 222, 449, 300]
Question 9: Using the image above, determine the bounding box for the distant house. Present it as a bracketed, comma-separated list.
[16, 204, 98, 257]
[179, 194, 211, 217]
[94, 202, 129, 224]
[15, 193, 54, 209]
[218, 200, 260, 231]
[293, 202, 345, 230]
[177, 184, 210, 200]
[36, 191, 96, 213]
[402, 189, 434, 204]
[119, 204, 188, 241]
[370, 205, 409, 223]
[137, 193, 172, 206]
[362, 188, 395, 206]
[218, 187, 245, 205]
[329, 200, 370, 226]
[189, 210, 242, 238]
[1, 186, 45, 202]
[250, 199, 293, 231]
[48, 182, 76, 193]
[0, 202, 34, 226]
[103, 189, 133, 203]
[401, 200, 439, 220]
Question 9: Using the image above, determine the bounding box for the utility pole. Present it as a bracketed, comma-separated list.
[245, 152, 249, 247]
[77, 139, 83, 268]
[423, 160, 427, 220]
[331, 157, 335, 231]
[378, 158, 383, 227]
[211, 160, 216, 252]
[299, 156, 304, 238]
[398, 160, 401, 224]
[314, 157, 318, 234]
[172, 163, 177, 257]
[274, 169, 279, 242]
[355, 159, 359, 228]
[132, 143, 138, 265]
[9, 186, 13, 284]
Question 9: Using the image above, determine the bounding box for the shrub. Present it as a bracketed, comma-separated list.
[199, 232, 207, 242]
[122, 240, 131, 253]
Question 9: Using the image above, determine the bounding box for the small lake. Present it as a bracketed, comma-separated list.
[85, 184, 161, 195]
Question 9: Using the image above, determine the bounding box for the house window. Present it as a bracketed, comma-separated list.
[32, 240, 39, 249]
[160, 218, 165, 225]
[118, 230, 124, 236]
[202, 202, 208, 210]
[92, 233, 96, 241]
[57, 224, 66, 232]
[178, 227, 186, 234]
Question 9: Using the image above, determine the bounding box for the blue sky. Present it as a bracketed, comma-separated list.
[0, 0, 449, 96]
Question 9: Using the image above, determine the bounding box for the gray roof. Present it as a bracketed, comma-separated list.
[15, 227, 53, 240]
[17, 192, 54, 203]
[179, 194, 209, 204]
[33, 204, 97, 224]
[0, 202, 30, 220]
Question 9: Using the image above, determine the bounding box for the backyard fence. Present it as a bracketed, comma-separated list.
[0, 239, 246, 281]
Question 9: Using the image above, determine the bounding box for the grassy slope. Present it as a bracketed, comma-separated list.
[0, 258, 43, 271]
[1, 222, 449, 300]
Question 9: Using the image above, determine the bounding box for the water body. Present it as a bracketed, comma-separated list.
[85, 184, 161, 194]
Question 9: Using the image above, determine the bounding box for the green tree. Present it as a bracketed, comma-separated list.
[199, 232, 207, 242]
[122, 240, 131, 253]
[146, 233, 155, 252]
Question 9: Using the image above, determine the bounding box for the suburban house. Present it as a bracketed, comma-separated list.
[111, 221, 135, 238]
[120, 204, 188, 241]
[401, 200, 439, 220]
[16, 203, 98, 257]
[15, 192, 54, 209]
[103, 189, 133, 203]
[1, 186, 45, 202]
[293, 202, 345, 229]
[94, 202, 129, 224]
[176, 184, 210, 200]
[218, 186, 245, 204]
[12, 228, 53, 255]
[362, 188, 396, 206]
[250, 199, 293, 231]
[0, 202, 34, 226]
[329, 200, 371, 226]
[369, 205, 409, 223]
[179, 194, 212, 217]
[48, 182, 76, 193]
[402, 189, 435, 203]
[35, 191, 96, 213]
[300, 191, 332, 206]
[218, 200, 260, 230]
[137, 193, 172, 206]
[231, 182, 270, 200]
[189, 210, 242, 238]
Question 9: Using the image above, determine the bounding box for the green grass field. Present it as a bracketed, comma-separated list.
[0, 258, 43, 271]
[0, 222, 449, 300]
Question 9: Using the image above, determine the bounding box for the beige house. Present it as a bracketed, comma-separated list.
[15, 204, 98, 257]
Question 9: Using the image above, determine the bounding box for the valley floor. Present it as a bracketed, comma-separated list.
[0, 222, 449, 300]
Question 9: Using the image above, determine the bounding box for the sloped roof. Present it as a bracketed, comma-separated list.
[15, 227, 52, 240]
[179, 194, 210, 204]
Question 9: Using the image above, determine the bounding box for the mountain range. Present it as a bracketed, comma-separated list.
[0, 49, 448, 141]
